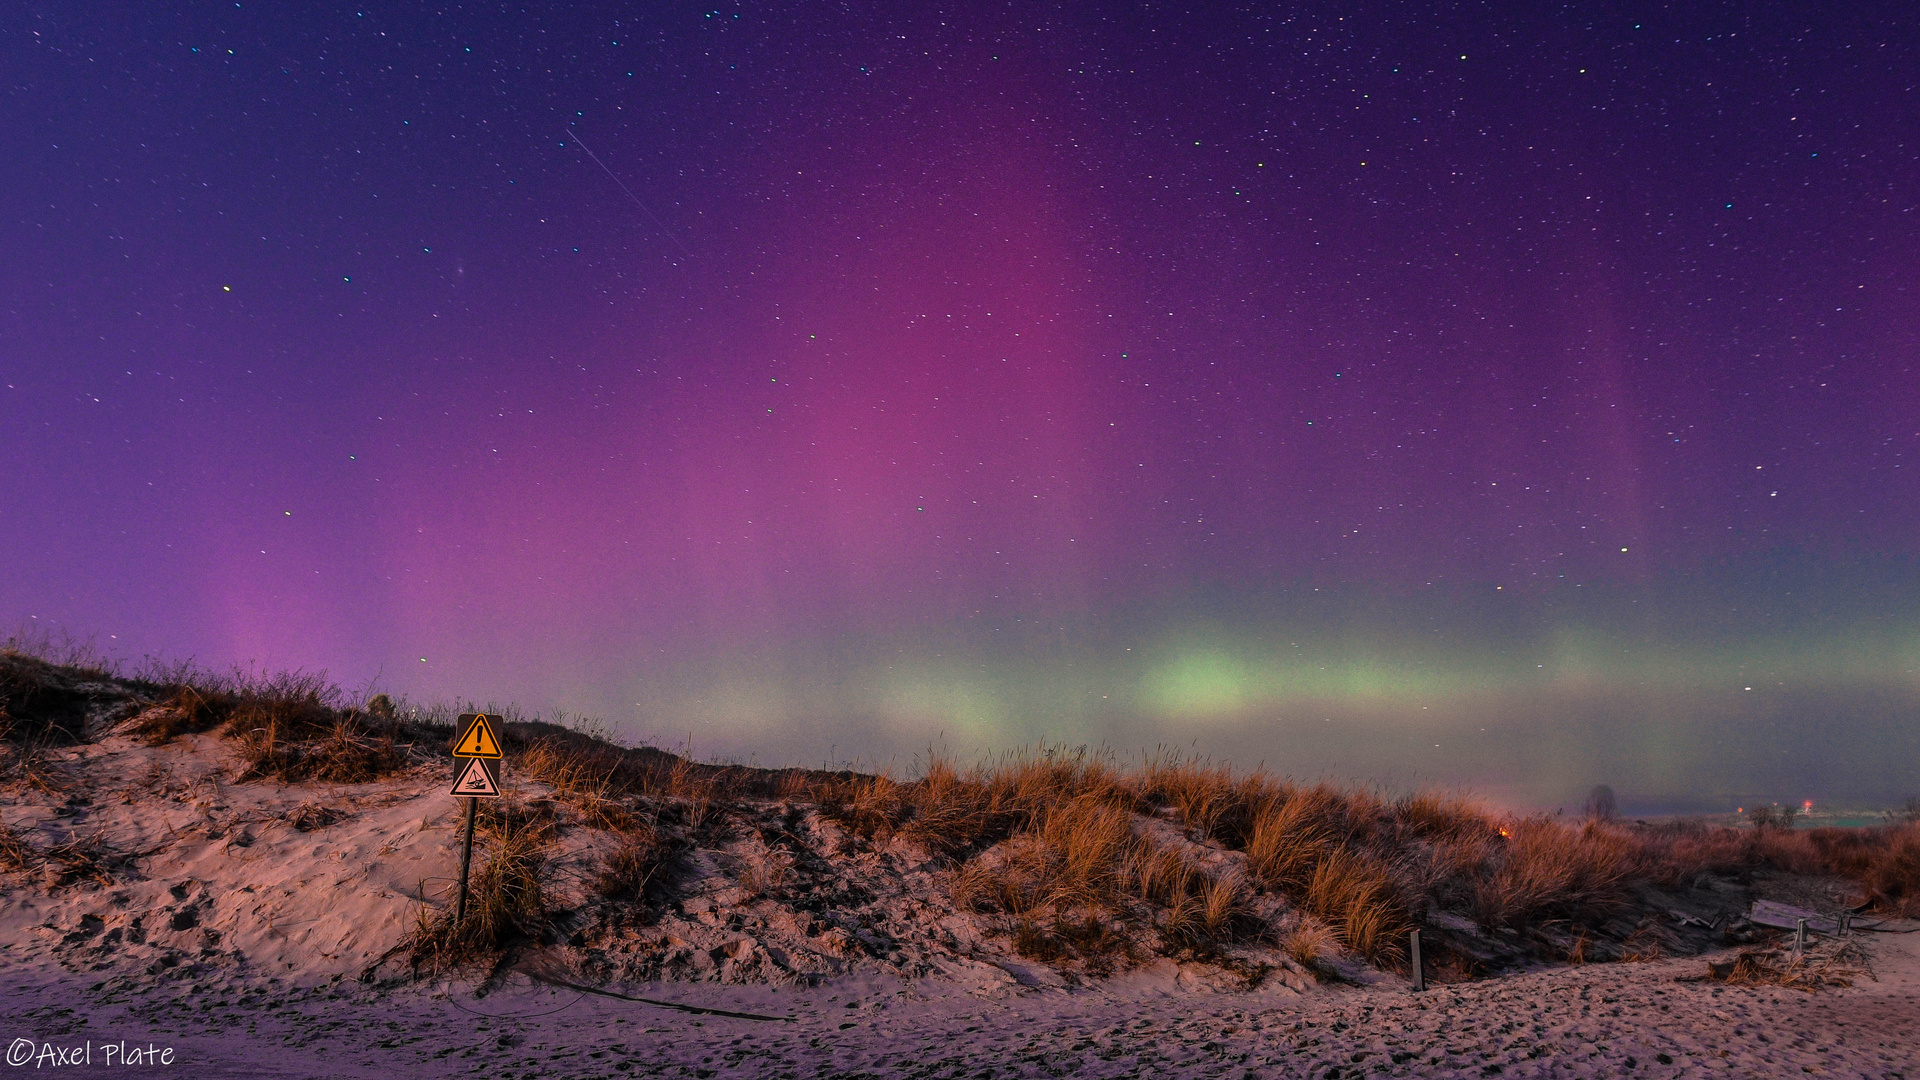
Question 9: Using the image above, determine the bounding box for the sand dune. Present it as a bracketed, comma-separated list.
[3, 656, 1916, 1077]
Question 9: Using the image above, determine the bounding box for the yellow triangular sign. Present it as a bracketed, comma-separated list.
[452, 712, 503, 758]
[449, 757, 501, 798]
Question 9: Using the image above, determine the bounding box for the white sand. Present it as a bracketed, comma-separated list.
[2, 934, 1915, 1077]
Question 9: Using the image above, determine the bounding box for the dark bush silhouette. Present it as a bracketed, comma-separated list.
[1582, 785, 1618, 822]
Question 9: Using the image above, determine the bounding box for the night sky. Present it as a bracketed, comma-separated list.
[6, 3, 1917, 811]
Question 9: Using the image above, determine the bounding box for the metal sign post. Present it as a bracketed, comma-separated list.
[449, 713, 504, 925]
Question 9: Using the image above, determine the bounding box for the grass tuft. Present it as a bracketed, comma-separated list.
[1470, 818, 1639, 930]
[597, 826, 672, 901]
[119, 667, 415, 784]
[410, 802, 555, 970]
[1708, 940, 1871, 991]
[513, 740, 641, 830]
[41, 832, 139, 889]
[0, 822, 38, 873]
[1282, 917, 1338, 970]
[0, 651, 97, 746]
[1303, 848, 1410, 964]
[287, 802, 346, 832]
[1245, 792, 1339, 891]
[815, 773, 908, 840]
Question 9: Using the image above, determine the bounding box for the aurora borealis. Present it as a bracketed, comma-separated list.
[4, 3, 1916, 810]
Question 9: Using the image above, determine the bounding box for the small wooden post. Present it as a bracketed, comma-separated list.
[1409, 929, 1424, 992]
[455, 797, 478, 923]
[1794, 917, 1808, 955]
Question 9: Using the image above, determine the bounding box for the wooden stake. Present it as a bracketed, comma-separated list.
[455, 797, 477, 924]
[1410, 929, 1424, 992]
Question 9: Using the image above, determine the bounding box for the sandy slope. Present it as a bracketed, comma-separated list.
[0, 727, 452, 984]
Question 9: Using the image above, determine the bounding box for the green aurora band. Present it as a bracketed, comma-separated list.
[592, 561, 1919, 813]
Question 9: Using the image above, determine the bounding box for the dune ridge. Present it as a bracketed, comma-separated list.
[4, 644, 1919, 1077]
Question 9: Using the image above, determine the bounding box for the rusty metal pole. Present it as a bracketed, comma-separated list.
[455, 797, 477, 924]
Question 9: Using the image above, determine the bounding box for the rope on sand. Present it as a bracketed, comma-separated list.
[521, 972, 794, 1022]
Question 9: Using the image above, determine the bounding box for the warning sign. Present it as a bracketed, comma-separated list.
[452, 712, 503, 758]
[450, 757, 501, 798]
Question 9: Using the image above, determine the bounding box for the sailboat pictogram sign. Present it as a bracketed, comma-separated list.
[449, 757, 501, 798]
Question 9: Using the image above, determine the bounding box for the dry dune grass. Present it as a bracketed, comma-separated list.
[857, 748, 1271, 962]
[1395, 789, 1498, 842]
[1244, 790, 1339, 889]
[1302, 849, 1410, 963]
[114, 669, 414, 783]
[1135, 752, 1253, 843]
[958, 793, 1137, 914]
[517, 740, 643, 831]
[0, 651, 103, 793]
[1704, 938, 1874, 991]
[0, 650, 107, 746]
[409, 800, 557, 971]
[1850, 827, 1920, 915]
[953, 802, 1256, 962]
[1281, 916, 1340, 969]
[8, 637, 1920, 980]
[0, 821, 36, 873]
[0, 739, 62, 795]
[231, 713, 408, 784]
[1635, 818, 1920, 917]
[1469, 819, 1641, 930]
[1, 646, 416, 788]
[285, 802, 345, 832]
[795, 746, 1920, 966]
[595, 824, 678, 902]
[497, 721, 840, 816]
[811, 746, 1139, 861]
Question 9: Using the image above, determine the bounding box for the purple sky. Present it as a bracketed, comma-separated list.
[5, 2, 1917, 810]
